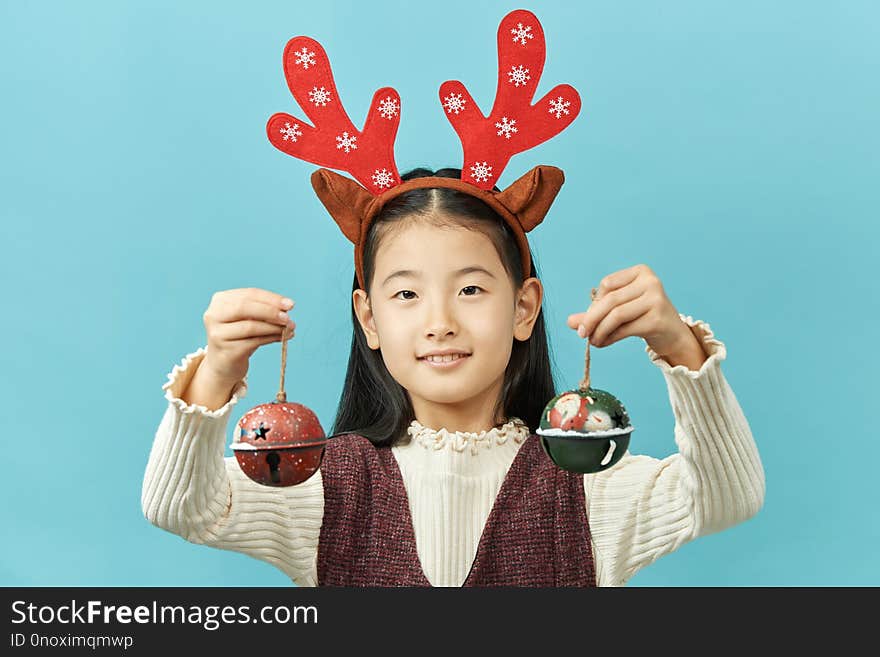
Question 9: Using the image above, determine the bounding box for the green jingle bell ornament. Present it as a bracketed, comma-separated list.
[537, 288, 634, 474]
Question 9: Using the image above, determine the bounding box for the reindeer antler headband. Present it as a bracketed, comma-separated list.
[266, 9, 581, 290]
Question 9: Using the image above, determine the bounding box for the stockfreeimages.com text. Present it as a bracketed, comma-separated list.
[11, 599, 317, 631]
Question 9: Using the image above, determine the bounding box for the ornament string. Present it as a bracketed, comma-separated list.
[277, 325, 293, 403]
[579, 287, 598, 391]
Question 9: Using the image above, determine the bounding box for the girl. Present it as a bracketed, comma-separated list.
[142, 166, 765, 587]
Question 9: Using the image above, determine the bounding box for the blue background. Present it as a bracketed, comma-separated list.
[1, 0, 877, 586]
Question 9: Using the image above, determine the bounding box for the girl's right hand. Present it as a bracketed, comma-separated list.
[200, 288, 296, 384]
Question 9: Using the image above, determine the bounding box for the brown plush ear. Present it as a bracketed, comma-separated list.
[495, 165, 565, 232]
[310, 169, 374, 244]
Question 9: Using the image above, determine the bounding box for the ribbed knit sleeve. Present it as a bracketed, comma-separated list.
[584, 315, 765, 586]
[141, 347, 324, 586]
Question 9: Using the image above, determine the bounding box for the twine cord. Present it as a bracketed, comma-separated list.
[276, 325, 293, 403]
[579, 287, 598, 391]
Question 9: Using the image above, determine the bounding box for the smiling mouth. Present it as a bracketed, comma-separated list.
[419, 354, 471, 364]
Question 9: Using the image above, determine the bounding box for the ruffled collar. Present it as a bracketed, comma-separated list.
[406, 417, 530, 455]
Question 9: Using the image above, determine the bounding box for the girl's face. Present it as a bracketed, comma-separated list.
[352, 217, 542, 432]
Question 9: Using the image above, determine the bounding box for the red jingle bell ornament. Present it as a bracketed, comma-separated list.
[231, 326, 327, 486]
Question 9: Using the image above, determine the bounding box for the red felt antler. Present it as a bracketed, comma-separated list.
[439, 9, 581, 190]
[267, 37, 402, 193]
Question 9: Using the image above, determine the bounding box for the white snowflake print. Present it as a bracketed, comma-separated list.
[371, 168, 394, 189]
[442, 93, 467, 115]
[308, 86, 332, 107]
[335, 131, 358, 153]
[294, 47, 316, 70]
[469, 161, 493, 183]
[495, 116, 518, 139]
[511, 22, 534, 46]
[280, 122, 303, 142]
[507, 65, 531, 87]
[377, 96, 399, 119]
[548, 96, 571, 119]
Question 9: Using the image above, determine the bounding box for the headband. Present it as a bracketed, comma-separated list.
[266, 9, 581, 290]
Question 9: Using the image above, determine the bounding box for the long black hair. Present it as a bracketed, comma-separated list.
[330, 167, 558, 446]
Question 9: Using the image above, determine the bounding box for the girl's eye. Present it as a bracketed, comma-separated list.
[394, 287, 481, 300]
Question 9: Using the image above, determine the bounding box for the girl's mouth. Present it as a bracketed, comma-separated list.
[418, 354, 471, 369]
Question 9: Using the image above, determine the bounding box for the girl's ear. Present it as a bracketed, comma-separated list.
[513, 277, 543, 341]
[352, 288, 381, 350]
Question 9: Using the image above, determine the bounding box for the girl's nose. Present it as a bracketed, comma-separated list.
[424, 302, 457, 337]
[425, 317, 457, 337]
[426, 323, 456, 338]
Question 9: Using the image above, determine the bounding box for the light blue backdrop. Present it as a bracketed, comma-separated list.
[2, 0, 877, 586]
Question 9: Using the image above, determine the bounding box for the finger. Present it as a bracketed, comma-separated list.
[596, 265, 643, 298]
[233, 333, 293, 354]
[212, 297, 294, 327]
[567, 283, 643, 337]
[566, 286, 600, 328]
[234, 287, 295, 311]
[591, 294, 650, 347]
[214, 319, 296, 341]
[595, 313, 656, 350]
[566, 277, 632, 330]
[248, 332, 293, 348]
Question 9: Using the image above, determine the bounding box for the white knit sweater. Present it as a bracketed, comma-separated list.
[142, 314, 765, 587]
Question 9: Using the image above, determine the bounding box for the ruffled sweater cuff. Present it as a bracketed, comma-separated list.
[162, 346, 248, 418]
[645, 313, 727, 378]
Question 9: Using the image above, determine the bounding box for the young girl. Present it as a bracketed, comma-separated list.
[142, 166, 765, 587]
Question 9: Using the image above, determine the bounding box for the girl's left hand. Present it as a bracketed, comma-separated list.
[565, 264, 699, 360]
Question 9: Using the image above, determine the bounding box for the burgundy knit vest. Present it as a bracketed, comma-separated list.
[316, 432, 596, 587]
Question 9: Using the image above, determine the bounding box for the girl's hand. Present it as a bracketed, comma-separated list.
[201, 288, 296, 384]
[565, 264, 704, 365]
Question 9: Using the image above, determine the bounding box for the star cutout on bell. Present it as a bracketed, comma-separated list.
[252, 422, 271, 440]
